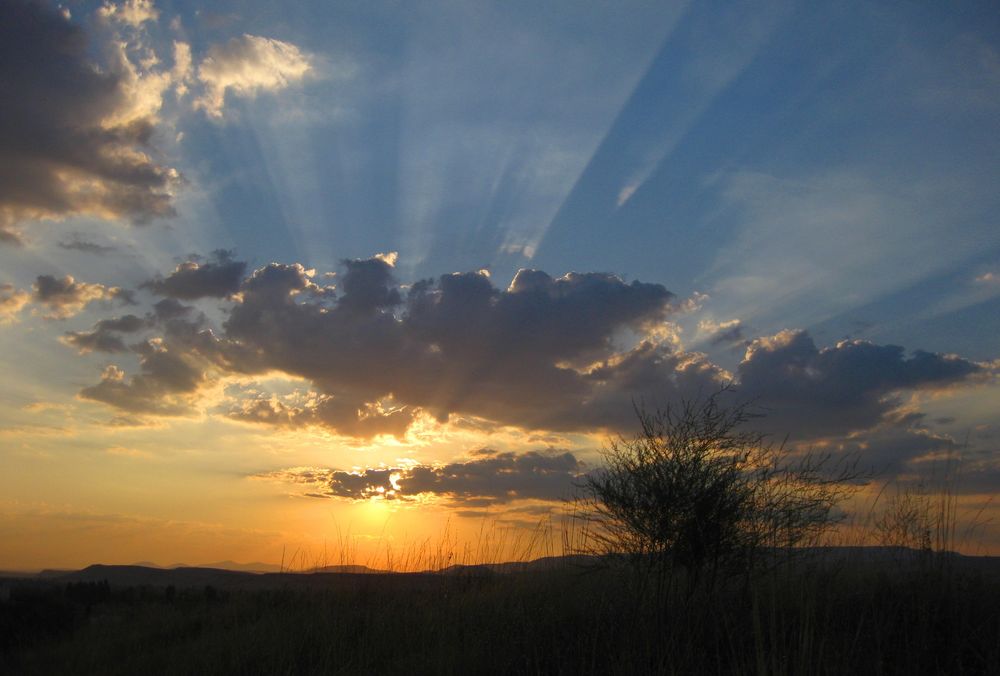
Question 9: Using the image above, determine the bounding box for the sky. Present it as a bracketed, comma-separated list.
[1, 0, 998, 570]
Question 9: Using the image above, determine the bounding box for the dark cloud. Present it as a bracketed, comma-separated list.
[825, 422, 1000, 497]
[790, 425, 959, 479]
[0, 0, 178, 243]
[708, 321, 745, 347]
[70, 255, 986, 444]
[142, 250, 247, 299]
[738, 330, 983, 439]
[398, 450, 583, 504]
[62, 314, 149, 353]
[151, 298, 194, 321]
[78, 341, 204, 415]
[218, 260, 677, 435]
[261, 450, 585, 505]
[338, 256, 401, 314]
[928, 462, 1000, 496]
[32, 274, 120, 319]
[57, 236, 118, 255]
[112, 288, 138, 306]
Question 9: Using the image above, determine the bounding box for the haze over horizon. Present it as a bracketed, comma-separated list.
[1, 0, 998, 571]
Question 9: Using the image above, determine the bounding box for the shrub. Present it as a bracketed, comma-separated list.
[579, 389, 860, 589]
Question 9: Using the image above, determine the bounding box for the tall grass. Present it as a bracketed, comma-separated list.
[3, 543, 997, 675]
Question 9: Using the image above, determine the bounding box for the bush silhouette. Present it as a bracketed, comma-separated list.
[580, 389, 859, 590]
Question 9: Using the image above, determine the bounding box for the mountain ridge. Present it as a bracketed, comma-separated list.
[6, 547, 998, 589]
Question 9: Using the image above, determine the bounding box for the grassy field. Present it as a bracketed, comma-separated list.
[2, 551, 999, 675]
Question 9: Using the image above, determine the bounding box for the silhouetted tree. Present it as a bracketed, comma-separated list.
[580, 389, 859, 591]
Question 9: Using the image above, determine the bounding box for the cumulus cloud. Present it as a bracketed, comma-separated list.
[68, 254, 987, 448]
[738, 330, 983, 439]
[195, 34, 313, 118]
[0, 1, 337, 240]
[0, 284, 30, 323]
[812, 425, 959, 478]
[62, 314, 149, 353]
[151, 298, 194, 321]
[217, 259, 677, 434]
[31, 275, 125, 319]
[78, 340, 204, 415]
[0, 0, 180, 243]
[142, 250, 247, 299]
[258, 449, 585, 505]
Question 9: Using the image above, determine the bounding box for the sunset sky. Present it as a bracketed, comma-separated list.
[1, 0, 998, 571]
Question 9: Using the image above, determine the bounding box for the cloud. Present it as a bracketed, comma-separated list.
[171, 40, 194, 97]
[0, 2, 337, 240]
[57, 235, 119, 255]
[218, 259, 677, 434]
[62, 314, 149, 353]
[31, 275, 124, 319]
[225, 390, 414, 439]
[258, 449, 585, 505]
[195, 34, 313, 118]
[142, 250, 247, 299]
[0, 0, 180, 243]
[70, 255, 987, 446]
[698, 318, 745, 347]
[152, 298, 194, 321]
[98, 0, 159, 28]
[737, 330, 984, 439]
[0, 284, 30, 323]
[78, 341, 204, 415]
[814, 426, 959, 478]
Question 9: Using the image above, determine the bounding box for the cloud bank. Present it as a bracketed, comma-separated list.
[63, 254, 986, 457]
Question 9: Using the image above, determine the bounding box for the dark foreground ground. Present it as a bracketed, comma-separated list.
[2, 551, 999, 675]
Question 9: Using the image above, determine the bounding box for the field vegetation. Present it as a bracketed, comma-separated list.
[2, 545, 998, 674]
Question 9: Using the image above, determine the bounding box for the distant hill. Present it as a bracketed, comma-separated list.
[7, 548, 998, 589]
[436, 554, 599, 575]
[50, 564, 254, 588]
[35, 569, 78, 579]
[0, 570, 38, 579]
[174, 561, 284, 573]
[28, 557, 597, 588]
[310, 564, 387, 574]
